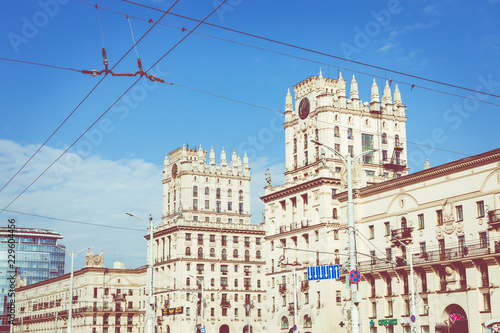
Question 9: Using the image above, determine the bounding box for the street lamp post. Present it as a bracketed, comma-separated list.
[392, 237, 417, 332]
[312, 139, 376, 333]
[126, 213, 161, 333]
[189, 275, 205, 333]
[54, 245, 89, 333]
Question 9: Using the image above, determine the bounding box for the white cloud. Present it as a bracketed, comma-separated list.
[378, 42, 398, 53]
[0, 139, 162, 270]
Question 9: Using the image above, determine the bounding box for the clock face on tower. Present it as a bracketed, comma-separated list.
[298, 97, 310, 120]
[171, 163, 178, 179]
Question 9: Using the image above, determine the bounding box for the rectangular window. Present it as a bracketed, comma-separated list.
[477, 201, 485, 218]
[365, 170, 375, 176]
[336, 291, 341, 303]
[239, 203, 244, 214]
[436, 209, 443, 226]
[479, 232, 488, 248]
[382, 150, 388, 161]
[438, 239, 445, 260]
[348, 145, 354, 157]
[371, 302, 377, 318]
[387, 300, 393, 316]
[362, 134, 374, 163]
[256, 237, 261, 245]
[418, 214, 424, 229]
[193, 199, 198, 211]
[186, 233, 191, 241]
[210, 234, 215, 242]
[334, 143, 340, 152]
[419, 242, 426, 256]
[484, 293, 491, 311]
[369, 225, 374, 239]
[386, 248, 392, 261]
[305, 151, 308, 166]
[205, 200, 209, 209]
[228, 202, 232, 211]
[216, 201, 221, 213]
[233, 236, 238, 244]
[384, 222, 390, 236]
[456, 205, 463, 221]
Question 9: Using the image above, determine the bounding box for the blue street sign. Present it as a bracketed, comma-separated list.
[200, 328, 205, 333]
[307, 265, 340, 281]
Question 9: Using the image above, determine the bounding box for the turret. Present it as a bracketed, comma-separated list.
[370, 79, 381, 113]
[285, 88, 294, 122]
[382, 81, 393, 114]
[350, 75, 360, 110]
[220, 148, 228, 168]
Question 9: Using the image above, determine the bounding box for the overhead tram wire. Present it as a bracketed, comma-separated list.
[73, 0, 500, 109]
[0, 0, 181, 197]
[0, 0, 229, 217]
[3, 209, 143, 232]
[0, 55, 472, 158]
[121, 0, 500, 101]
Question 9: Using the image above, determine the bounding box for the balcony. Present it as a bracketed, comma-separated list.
[279, 283, 287, 294]
[301, 280, 309, 291]
[112, 293, 126, 302]
[359, 240, 491, 272]
[391, 227, 414, 245]
[244, 284, 251, 290]
[220, 300, 231, 308]
[488, 209, 500, 228]
[244, 271, 251, 276]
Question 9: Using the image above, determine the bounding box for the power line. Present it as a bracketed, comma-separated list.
[0, 0, 181, 197]
[0, 1, 227, 216]
[121, 0, 500, 101]
[75, 0, 500, 108]
[3, 209, 144, 232]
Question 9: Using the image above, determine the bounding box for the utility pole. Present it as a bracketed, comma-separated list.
[54, 245, 88, 333]
[292, 268, 298, 333]
[393, 237, 417, 332]
[312, 140, 377, 333]
[126, 213, 161, 333]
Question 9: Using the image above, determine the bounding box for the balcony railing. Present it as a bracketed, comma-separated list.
[359, 241, 491, 272]
[488, 209, 500, 228]
[220, 300, 231, 308]
[391, 227, 414, 245]
[279, 283, 287, 294]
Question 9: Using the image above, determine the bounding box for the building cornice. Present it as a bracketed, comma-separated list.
[337, 148, 500, 202]
[260, 177, 339, 203]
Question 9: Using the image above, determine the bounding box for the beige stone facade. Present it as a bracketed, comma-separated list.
[14, 258, 147, 332]
[338, 148, 500, 332]
[153, 146, 267, 333]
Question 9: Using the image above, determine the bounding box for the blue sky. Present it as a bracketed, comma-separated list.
[1, 0, 500, 270]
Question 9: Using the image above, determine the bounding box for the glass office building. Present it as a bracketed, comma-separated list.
[0, 228, 65, 331]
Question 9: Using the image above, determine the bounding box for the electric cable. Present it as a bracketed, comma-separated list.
[0, 0, 181, 197]
[121, 0, 500, 101]
[2, 209, 144, 232]
[0, 1, 227, 216]
[75, 0, 500, 108]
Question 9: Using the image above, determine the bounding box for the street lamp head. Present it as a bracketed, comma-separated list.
[311, 139, 323, 146]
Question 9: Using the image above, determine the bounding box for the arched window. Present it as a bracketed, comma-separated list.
[333, 208, 338, 219]
[281, 316, 289, 329]
[210, 248, 215, 258]
[256, 250, 261, 259]
[395, 135, 400, 146]
[222, 249, 227, 259]
[198, 247, 203, 259]
[381, 133, 387, 144]
[239, 190, 243, 201]
[186, 277, 190, 286]
[401, 217, 407, 230]
[347, 128, 353, 139]
[211, 278, 215, 287]
[245, 250, 250, 261]
[216, 188, 221, 199]
[205, 187, 209, 195]
[185, 247, 191, 256]
[193, 186, 198, 197]
[233, 249, 239, 258]
[228, 189, 232, 198]
[334, 126, 340, 137]
[304, 315, 312, 328]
